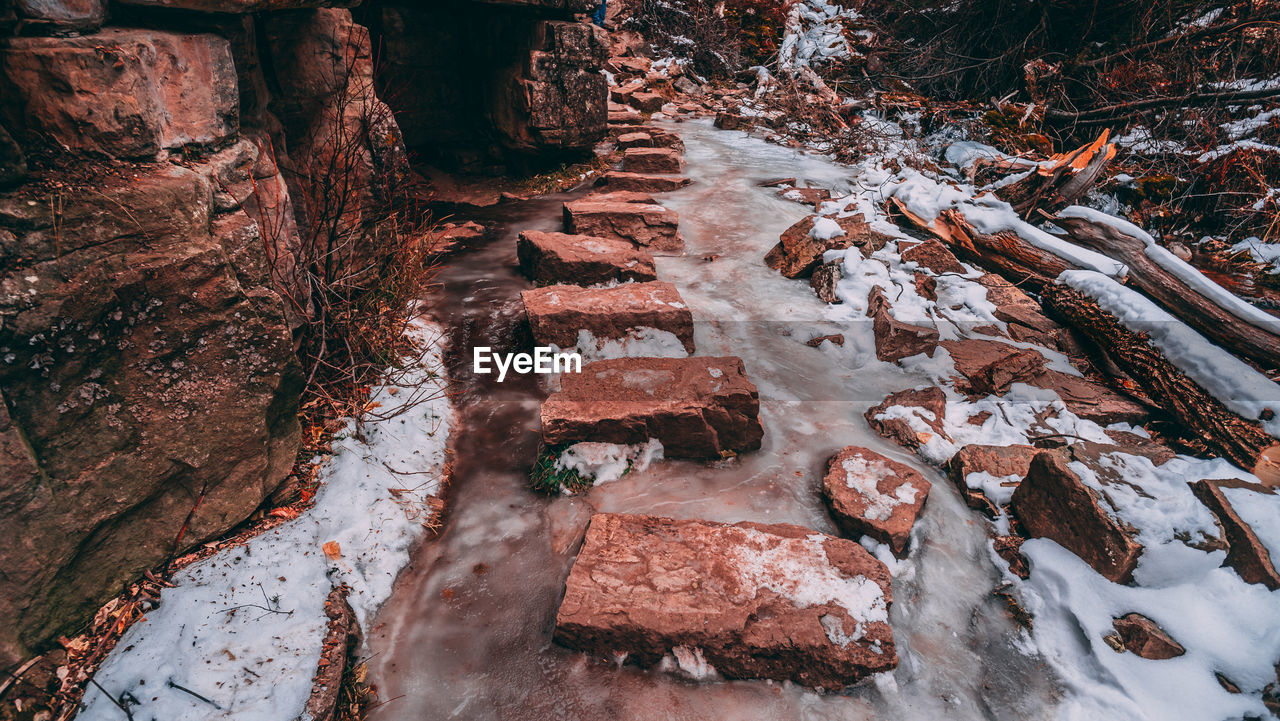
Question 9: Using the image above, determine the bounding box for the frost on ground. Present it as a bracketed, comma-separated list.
[79, 322, 453, 721]
[555, 439, 664, 486]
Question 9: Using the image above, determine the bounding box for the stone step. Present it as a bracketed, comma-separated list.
[521, 281, 694, 352]
[622, 147, 682, 174]
[597, 171, 692, 193]
[554, 513, 897, 689]
[541, 356, 763, 458]
[563, 199, 684, 254]
[517, 230, 656, 286]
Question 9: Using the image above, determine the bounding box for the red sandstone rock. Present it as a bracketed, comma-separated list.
[563, 199, 684, 254]
[623, 147, 683, 174]
[517, 230, 657, 286]
[583, 190, 656, 204]
[541, 356, 763, 458]
[597, 171, 692, 193]
[1, 29, 238, 158]
[764, 214, 892, 278]
[899, 239, 967, 275]
[1011, 451, 1144, 583]
[714, 112, 747, 129]
[629, 91, 667, 113]
[1190, 479, 1280, 589]
[823, 447, 931, 556]
[1112, 613, 1186, 659]
[617, 131, 654, 148]
[633, 127, 685, 151]
[864, 387, 950, 453]
[14, 0, 104, 31]
[945, 444, 1037, 517]
[522, 281, 695, 352]
[777, 187, 832, 207]
[939, 339, 1149, 425]
[869, 287, 941, 363]
[807, 333, 845, 347]
[554, 513, 897, 689]
[609, 109, 644, 125]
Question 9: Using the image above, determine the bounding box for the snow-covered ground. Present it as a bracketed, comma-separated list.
[78, 321, 453, 721]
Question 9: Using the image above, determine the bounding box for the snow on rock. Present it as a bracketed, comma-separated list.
[554, 438, 664, 486]
[1057, 269, 1280, 437]
[80, 322, 454, 721]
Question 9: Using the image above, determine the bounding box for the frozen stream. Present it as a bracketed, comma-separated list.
[365, 120, 1063, 720]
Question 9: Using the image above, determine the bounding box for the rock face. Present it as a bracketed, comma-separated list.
[542, 356, 763, 458]
[517, 230, 657, 286]
[765, 214, 892, 279]
[1011, 451, 1144, 583]
[13, 0, 106, 32]
[1190, 479, 1280, 589]
[554, 513, 897, 689]
[563, 199, 684, 254]
[597, 171, 692, 192]
[0, 29, 238, 158]
[945, 444, 1037, 517]
[622, 147, 682, 174]
[0, 164, 302, 666]
[823, 447, 930, 556]
[1112, 613, 1185, 659]
[522, 281, 695, 352]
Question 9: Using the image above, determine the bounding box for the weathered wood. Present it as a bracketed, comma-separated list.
[995, 131, 1116, 217]
[1040, 284, 1273, 469]
[888, 201, 1071, 292]
[1054, 215, 1280, 370]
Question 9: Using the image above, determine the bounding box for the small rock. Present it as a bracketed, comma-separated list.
[1111, 613, 1185, 659]
[1190, 478, 1280, 589]
[806, 334, 845, 347]
[868, 287, 940, 363]
[945, 444, 1038, 517]
[864, 386, 950, 453]
[822, 447, 931, 556]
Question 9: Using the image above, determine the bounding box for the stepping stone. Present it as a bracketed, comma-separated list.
[555, 513, 897, 689]
[564, 199, 684, 254]
[823, 447, 931, 557]
[522, 281, 695, 353]
[629, 91, 667, 113]
[608, 110, 643, 125]
[516, 230, 657, 286]
[598, 171, 692, 193]
[623, 147, 682, 174]
[582, 190, 655, 204]
[541, 356, 763, 459]
[636, 127, 685, 151]
[616, 131, 654, 149]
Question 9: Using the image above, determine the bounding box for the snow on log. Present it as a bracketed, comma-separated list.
[993, 131, 1117, 216]
[1053, 206, 1280, 370]
[1040, 274, 1278, 470]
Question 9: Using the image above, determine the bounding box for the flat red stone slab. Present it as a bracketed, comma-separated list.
[521, 281, 694, 352]
[554, 513, 897, 690]
[541, 356, 763, 458]
[564, 199, 684, 254]
[597, 171, 692, 193]
[517, 230, 656, 286]
[622, 147, 683, 174]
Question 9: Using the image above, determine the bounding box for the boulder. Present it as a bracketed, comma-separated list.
[541, 356, 763, 458]
[555, 513, 896, 689]
[522, 281, 695, 352]
[1190, 479, 1280, 589]
[1111, 613, 1185, 659]
[869, 287, 940, 363]
[714, 112, 746, 130]
[945, 444, 1037, 517]
[1011, 451, 1144, 583]
[622, 147, 683, 174]
[764, 214, 892, 279]
[0, 164, 302, 666]
[0, 29, 238, 158]
[597, 171, 692, 193]
[563, 199, 684, 254]
[517, 230, 657, 286]
[14, 0, 105, 32]
[823, 447, 931, 556]
[865, 387, 950, 454]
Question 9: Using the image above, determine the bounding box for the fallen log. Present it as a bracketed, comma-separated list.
[994, 131, 1117, 217]
[1040, 283, 1274, 470]
[1053, 213, 1280, 371]
[888, 201, 1075, 292]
